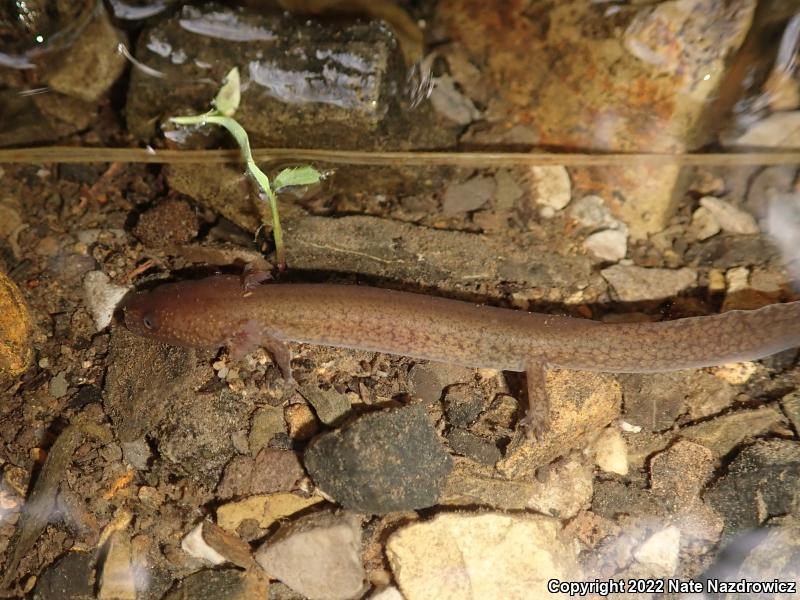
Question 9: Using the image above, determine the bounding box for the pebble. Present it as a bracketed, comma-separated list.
[297, 385, 351, 426]
[726, 110, 800, 148]
[689, 205, 721, 240]
[369, 586, 404, 600]
[441, 176, 496, 215]
[632, 526, 681, 576]
[781, 391, 800, 433]
[445, 429, 501, 466]
[524, 458, 594, 519]
[97, 531, 136, 600]
[182, 520, 254, 569]
[120, 438, 152, 471]
[583, 229, 627, 261]
[249, 405, 286, 453]
[303, 404, 453, 514]
[31, 552, 94, 600]
[162, 568, 267, 600]
[531, 166, 571, 214]
[429, 75, 481, 125]
[699, 196, 759, 234]
[217, 492, 324, 532]
[705, 439, 800, 544]
[83, 270, 131, 331]
[255, 511, 366, 600]
[133, 199, 200, 247]
[594, 426, 629, 476]
[285, 403, 318, 440]
[217, 448, 304, 499]
[386, 513, 580, 599]
[49, 372, 69, 399]
[494, 169, 524, 209]
[601, 265, 697, 302]
[408, 363, 474, 405]
[568, 195, 619, 229]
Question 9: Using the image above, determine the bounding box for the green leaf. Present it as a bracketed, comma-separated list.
[273, 166, 322, 191]
[213, 67, 241, 117]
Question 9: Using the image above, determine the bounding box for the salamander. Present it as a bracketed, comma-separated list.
[122, 274, 800, 437]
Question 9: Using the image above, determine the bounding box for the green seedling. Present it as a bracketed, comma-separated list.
[170, 67, 321, 271]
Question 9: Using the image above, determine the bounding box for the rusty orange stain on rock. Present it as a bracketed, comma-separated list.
[0, 270, 33, 388]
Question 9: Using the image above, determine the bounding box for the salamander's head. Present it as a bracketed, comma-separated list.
[122, 275, 244, 350]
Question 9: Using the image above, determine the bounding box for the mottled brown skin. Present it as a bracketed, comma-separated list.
[123, 275, 800, 436]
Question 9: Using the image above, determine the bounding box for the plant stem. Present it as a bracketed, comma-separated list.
[171, 113, 287, 270]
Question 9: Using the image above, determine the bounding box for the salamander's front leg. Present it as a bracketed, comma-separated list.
[227, 320, 295, 384]
[520, 361, 551, 440]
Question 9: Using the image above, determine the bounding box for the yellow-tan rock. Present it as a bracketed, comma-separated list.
[0, 270, 33, 388]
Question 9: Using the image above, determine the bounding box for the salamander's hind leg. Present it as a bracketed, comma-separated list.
[520, 361, 551, 440]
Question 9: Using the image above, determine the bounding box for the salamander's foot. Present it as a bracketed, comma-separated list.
[241, 262, 273, 291]
[522, 361, 551, 441]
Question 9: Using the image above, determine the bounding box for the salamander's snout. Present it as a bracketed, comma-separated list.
[121, 293, 162, 337]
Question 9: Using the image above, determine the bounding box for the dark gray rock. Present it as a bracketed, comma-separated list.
[705, 440, 800, 545]
[126, 4, 452, 150]
[304, 404, 453, 513]
[445, 429, 501, 466]
[163, 568, 267, 600]
[442, 384, 485, 427]
[32, 551, 94, 600]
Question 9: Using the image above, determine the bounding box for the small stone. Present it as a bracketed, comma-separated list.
[297, 385, 351, 426]
[163, 568, 267, 600]
[255, 512, 365, 600]
[699, 196, 759, 234]
[32, 552, 94, 600]
[120, 438, 152, 471]
[409, 363, 474, 405]
[445, 429, 501, 466]
[303, 404, 453, 514]
[217, 448, 304, 499]
[649, 440, 714, 504]
[727, 110, 800, 148]
[83, 271, 131, 331]
[133, 199, 200, 247]
[182, 522, 226, 566]
[98, 532, 136, 600]
[429, 75, 481, 125]
[594, 426, 628, 476]
[442, 384, 484, 426]
[217, 492, 324, 532]
[249, 406, 286, 453]
[524, 458, 594, 519]
[494, 169, 524, 210]
[182, 520, 254, 569]
[386, 513, 580, 599]
[633, 526, 681, 576]
[285, 403, 318, 440]
[370, 586, 404, 600]
[601, 265, 696, 302]
[583, 229, 627, 262]
[781, 391, 800, 433]
[531, 166, 571, 212]
[568, 195, 618, 229]
[705, 439, 800, 544]
[49, 372, 69, 399]
[441, 176, 496, 216]
[690, 205, 721, 240]
[709, 361, 757, 385]
[725, 265, 750, 293]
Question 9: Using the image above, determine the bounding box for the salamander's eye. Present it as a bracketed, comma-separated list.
[142, 312, 157, 330]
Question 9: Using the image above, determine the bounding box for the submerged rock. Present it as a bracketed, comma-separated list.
[304, 404, 453, 514]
